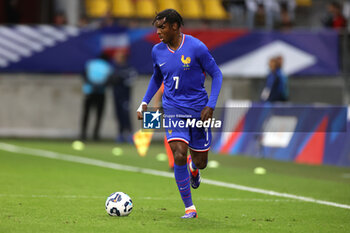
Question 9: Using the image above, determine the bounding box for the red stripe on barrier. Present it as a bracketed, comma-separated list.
[220, 116, 245, 154]
[295, 117, 328, 165]
[145, 29, 248, 50]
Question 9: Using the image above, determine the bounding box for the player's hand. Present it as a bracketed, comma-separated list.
[201, 106, 214, 122]
[137, 102, 148, 120]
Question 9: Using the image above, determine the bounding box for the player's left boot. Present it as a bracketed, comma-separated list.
[181, 209, 198, 219]
[187, 155, 201, 189]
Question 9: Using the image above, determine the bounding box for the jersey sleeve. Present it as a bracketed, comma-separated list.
[196, 41, 223, 109]
[142, 47, 164, 104]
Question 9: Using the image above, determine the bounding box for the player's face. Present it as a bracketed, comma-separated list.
[155, 19, 177, 44]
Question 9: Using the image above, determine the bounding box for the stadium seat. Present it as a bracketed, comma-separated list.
[202, 0, 228, 20]
[85, 0, 109, 18]
[135, 0, 157, 18]
[296, 0, 312, 7]
[179, 0, 202, 19]
[111, 0, 134, 18]
[156, 0, 181, 13]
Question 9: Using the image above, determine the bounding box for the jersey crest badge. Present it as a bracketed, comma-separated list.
[181, 55, 191, 69]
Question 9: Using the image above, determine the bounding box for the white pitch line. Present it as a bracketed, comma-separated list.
[0, 142, 349, 210]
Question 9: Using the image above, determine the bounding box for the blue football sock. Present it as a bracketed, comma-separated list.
[174, 164, 193, 208]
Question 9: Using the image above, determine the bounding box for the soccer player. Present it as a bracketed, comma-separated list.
[260, 56, 288, 102]
[136, 9, 222, 218]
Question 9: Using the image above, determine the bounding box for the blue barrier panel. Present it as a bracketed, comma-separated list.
[213, 101, 350, 167]
[0, 26, 339, 76]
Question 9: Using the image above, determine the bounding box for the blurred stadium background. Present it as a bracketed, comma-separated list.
[1, 1, 350, 232]
[0, 0, 350, 167]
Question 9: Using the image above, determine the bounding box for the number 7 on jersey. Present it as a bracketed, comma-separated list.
[173, 76, 179, 89]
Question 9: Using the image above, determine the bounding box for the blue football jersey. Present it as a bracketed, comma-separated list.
[145, 34, 222, 117]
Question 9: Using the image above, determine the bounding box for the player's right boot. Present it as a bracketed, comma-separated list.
[187, 155, 201, 189]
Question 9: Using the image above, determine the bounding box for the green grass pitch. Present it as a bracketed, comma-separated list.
[0, 139, 350, 233]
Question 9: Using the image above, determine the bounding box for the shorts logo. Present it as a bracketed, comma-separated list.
[143, 110, 162, 129]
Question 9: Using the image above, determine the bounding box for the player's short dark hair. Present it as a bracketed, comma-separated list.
[152, 9, 184, 28]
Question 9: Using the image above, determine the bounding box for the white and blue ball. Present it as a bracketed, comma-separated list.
[105, 192, 133, 217]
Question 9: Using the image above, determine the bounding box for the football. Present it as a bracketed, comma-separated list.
[105, 192, 133, 217]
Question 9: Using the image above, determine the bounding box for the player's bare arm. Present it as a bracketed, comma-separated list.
[201, 106, 214, 122]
